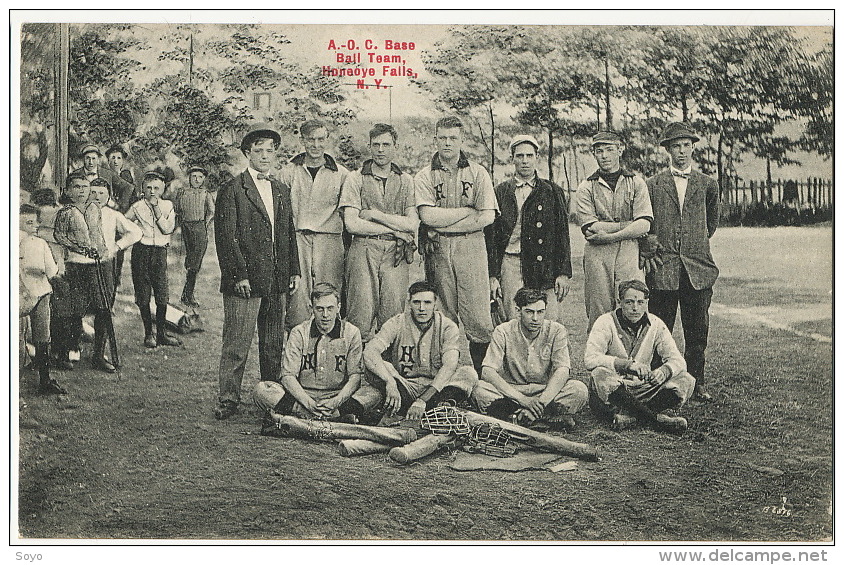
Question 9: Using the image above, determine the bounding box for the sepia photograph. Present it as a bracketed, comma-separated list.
[10, 9, 834, 549]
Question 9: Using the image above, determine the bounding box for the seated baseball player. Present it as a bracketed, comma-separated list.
[472, 288, 587, 431]
[253, 283, 382, 424]
[363, 280, 478, 421]
[585, 279, 696, 434]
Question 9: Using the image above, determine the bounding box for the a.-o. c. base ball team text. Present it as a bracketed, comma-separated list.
[24, 114, 718, 457]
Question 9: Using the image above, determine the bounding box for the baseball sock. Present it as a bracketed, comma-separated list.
[607, 386, 658, 423]
[468, 341, 489, 377]
[647, 388, 683, 413]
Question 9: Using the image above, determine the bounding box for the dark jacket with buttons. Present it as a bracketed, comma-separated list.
[485, 176, 572, 290]
[215, 170, 300, 296]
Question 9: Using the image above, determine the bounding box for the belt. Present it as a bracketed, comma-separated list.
[358, 233, 396, 241]
[439, 232, 473, 238]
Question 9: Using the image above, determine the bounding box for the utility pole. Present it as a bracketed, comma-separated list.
[189, 31, 194, 85]
[53, 22, 69, 190]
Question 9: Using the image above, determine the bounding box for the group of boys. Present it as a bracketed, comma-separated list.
[20, 143, 217, 394]
[217, 117, 720, 435]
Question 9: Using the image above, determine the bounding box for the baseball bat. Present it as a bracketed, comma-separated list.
[458, 410, 600, 462]
[337, 439, 392, 457]
[270, 414, 417, 445]
[389, 434, 454, 465]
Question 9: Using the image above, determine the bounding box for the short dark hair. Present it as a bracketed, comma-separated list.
[105, 145, 127, 159]
[300, 119, 328, 138]
[435, 116, 463, 133]
[311, 282, 340, 303]
[618, 279, 650, 301]
[31, 189, 57, 207]
[90, 177, 110, 187]
[514, 288, 547, 308]
[369, 123, 398, 143]
[20, 203, 38, 216]
[64, 172, 88, 190]
[408, 280, 436, 299]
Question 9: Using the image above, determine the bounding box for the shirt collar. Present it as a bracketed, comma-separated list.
[309, 317, 342, 339]
[431, 151, 470, 171]
[361, 159, 403, 177]
[514, 173, 537, 188]
[670, 166, 693, 176]
[290, 152, 339, 172]
[247, 167, 272, 184]
[587, 168, 634, 181]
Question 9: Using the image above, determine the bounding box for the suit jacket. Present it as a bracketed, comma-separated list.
[485, 176, 572, 289]
[215, 170, 300, 297]
[72, 166, 136, 213]
[645, 170, 720, 291]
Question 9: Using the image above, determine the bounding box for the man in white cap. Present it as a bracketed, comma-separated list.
[645, 122, 720, 402]
[574, 131, 653, 331]
[486, 134, 572, 323]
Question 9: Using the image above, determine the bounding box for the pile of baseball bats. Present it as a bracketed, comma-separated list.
[267, 410, 600, 464]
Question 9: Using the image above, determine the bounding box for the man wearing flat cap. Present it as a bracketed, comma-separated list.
[574, 131, 653, 331]
[645, 122, 719, 403]
[73, 144, 135, 214]
[214, 126, 300, 420]
[175, 165, 216, 307]
[486, 134, 572, 323]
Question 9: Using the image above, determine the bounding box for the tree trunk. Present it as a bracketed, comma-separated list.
[716, 129, 724, 197]
[488, 103, 495, 185]
[604, 58, 612, 130]
[547, 129, 554, 183]
[681, 98, 689, 122]
[53, 22, 69, 189]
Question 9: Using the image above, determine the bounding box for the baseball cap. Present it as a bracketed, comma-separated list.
[591, 131, 624, 146]
[508, 134, 540, 154]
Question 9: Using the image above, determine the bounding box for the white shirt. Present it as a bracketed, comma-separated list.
[671, 166, 692, 212]
[125, 198, 176, 246]
[101, 206, 142, 254]
[248, 167, 275, 238]
[20, 232, 59, 299]
[505, 174, 536, 255]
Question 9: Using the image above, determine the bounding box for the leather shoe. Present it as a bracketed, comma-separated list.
[612, 411, 637, 431]
[39, 378, 68, 395]
[656, 412, 688, 434]
[92, 356, 116, 373]
[692, 386, 714, 403]
[214, 400, 238, 420]
[144, 334, 157, 349]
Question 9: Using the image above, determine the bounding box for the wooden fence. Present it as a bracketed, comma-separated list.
[720, 177, 833, 225]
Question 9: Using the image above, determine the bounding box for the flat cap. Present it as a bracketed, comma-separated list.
[659, 122, 700, 146]
[187, 165, 208, 176]
[240, 125, 281, 153]
[143, 169, 167, 183]
[79, 143, 102, 156]
[509, 134, 540, 154]
[591, 131, 624, 146]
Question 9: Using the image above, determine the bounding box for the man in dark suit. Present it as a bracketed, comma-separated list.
[214, 126, 301, 420]
[645, 122, 720, 403]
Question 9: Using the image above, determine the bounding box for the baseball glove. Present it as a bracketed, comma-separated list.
[638, 233, 664, 274]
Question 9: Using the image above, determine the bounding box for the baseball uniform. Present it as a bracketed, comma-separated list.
[585, 309, 696, 417]
[574, 170, 653, 330]
[473, 318, 587, 415]
[340, 160, 416, 341]
[281, 153, 348, 329]
[253, 317, 381, 417]
[415, 151, 498, 344]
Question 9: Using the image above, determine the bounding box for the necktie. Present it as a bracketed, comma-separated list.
[672, 171, 690, 179]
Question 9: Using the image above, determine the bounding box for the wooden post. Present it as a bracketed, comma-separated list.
[776, 179, 782, 203]
[53, 22, 69, 190]
[750, 180, 757, 205]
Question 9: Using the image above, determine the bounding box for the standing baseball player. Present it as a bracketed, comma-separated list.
[585, 279, 695, 434]
[363, 281, 479, 421]
[340, 123, 418, 342]
[253, 283, 381, 423]
[415, 116, 498, 376]
[486, 134, 572, 323]
[472, 288, 587, 430]
[645, 122, 720, 403]
[175, 165, 215, 307]
[281, 119, 349, 329]
[574, 131, 653, 331]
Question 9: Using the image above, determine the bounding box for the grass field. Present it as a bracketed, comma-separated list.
[15, 225, 832, 541]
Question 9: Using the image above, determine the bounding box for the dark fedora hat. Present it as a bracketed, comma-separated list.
[240, 125, 281, 154]
[659, 122, 700, 147]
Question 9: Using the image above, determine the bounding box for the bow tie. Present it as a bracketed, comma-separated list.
[256, 173, 274, 181]
[672, 171, 690, 179]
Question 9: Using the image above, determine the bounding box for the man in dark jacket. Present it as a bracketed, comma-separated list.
[645, 122, 719, 403]
[214, 126, 301, 420]
[486, 135, 572, 323]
